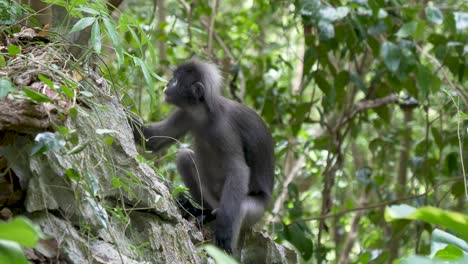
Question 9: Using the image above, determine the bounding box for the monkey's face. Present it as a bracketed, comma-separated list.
[163, 68, 204, 108]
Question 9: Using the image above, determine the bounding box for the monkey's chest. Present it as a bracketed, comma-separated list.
[193, 140, 226, 199]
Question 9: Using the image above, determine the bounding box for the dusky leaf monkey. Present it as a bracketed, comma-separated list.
[131, 59, 275, 254]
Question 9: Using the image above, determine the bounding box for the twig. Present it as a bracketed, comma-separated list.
[298, 176, 463, 222]
[207, 0, 219, 57]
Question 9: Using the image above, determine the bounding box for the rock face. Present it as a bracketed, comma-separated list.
[0, 43, 299, 263]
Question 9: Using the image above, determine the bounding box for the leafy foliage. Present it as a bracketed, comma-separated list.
[0, 217, 41, 264]
[11, 0, 467, 263]
[98, 0, 466, 262]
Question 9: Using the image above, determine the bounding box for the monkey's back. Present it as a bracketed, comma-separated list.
[226, 99, 275, 199]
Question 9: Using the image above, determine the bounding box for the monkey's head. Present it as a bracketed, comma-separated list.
[163, 60, 222, 109]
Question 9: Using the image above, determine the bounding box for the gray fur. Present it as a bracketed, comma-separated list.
[131, 60, 275, 254]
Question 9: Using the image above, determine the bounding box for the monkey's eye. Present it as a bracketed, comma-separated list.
[169, 78, 177, 86]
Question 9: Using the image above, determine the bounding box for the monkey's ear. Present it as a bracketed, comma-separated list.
[192, 82, 205, 100]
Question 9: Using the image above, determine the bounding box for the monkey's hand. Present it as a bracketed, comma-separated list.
[214, 212, 234, 254]
[177, 197, 217, 225]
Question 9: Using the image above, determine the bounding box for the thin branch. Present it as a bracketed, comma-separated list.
[177, 0, 190, 13]
[200, 18, 234, 61]
[268, 156, 305, 223]
[298, 176, 463, 222]
[207, 0, 220, 57]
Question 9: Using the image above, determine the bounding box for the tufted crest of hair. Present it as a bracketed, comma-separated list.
[185, 59, 223, 95]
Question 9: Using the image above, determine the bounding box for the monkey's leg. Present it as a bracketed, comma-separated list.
[216, 193, 268, 255]
[176, 148, 215, 225]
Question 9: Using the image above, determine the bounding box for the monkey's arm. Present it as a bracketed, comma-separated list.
[131, 109, 191, 152]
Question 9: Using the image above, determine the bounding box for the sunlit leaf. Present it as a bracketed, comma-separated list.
[65, 168, 81, 181]
[23, 88, 53, 103]
[319, 6, 349, 22]
[201, 244, 239, 264]
[70, 17, 95, 33]
[0, 54, 5, 67]
[425, 7, 443, 25]
[37, 74, 54, 90]
[75, 7, 101, 15]
[434, 245, 463, 260]
[397, 21, 418, 38]
[0, 217, 40, 247]
[432, 229, 468, 257]
[66, 142, 88, 155]
[91, 20, 101, 54]
[0, 240, 27, 264]
[103, 18, 123, 65]
[385, 205, 468, 241]
[171, 186, 189, 197]
[454, 12, 468, 31]
[31, 132, 65, 156]
[79, 91, 93, 97]
[0, 78, 15, 99]
[7, 45, 20, 56]
[318, 20, 334, 39]
[60, 85, 74, 99]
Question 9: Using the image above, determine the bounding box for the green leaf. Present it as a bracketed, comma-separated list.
[65, 168, 81, 181]
[314, 71, 332, 96]
[396, 21, 418, 38]
[414, 20, 427, 40]
[201, 244, 239, 264]
[75, 7, 101, 15]
[417, 65, 431, 97]
[23, 88, 53, 103]
[103, 18, 123, 65]
[381, 42, 401, 72]
[319, 6, 349, 22]
[0, 54, 6, 67]
[0, 240, 27, 264]
[133, 58, 154, 94]
[31, 132, 65, 156]
[70, 17, 95, 33]
[91, 20, 101, 54]
[66, 142, 88, 155]
[284, 222, 314, 260]
[0, 217, 40, 247]
[171, 186, 189, 197]
[303, 48, 318, 76]
[454, 12, 468, 31]
[431, 127, 443, 150]
[385, 205, 468, 241]
[334, 71, 349, 99]
[0, 78, 16, 99]
[399, 255, 433, 264]
[68, 106, 78, 116]
[446, 152, 458, 175]
[434, 245, 463, 260]
[7, 45, 20, 56]
[104, 136, 114, 146]
[79, 91, 93, 97]
[432, 229, 468, 255]
[60, 85, 74, 99]
[425, 6, 443, 25]
[37, 74, 54, 90]
[318, 20, 334, 40]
